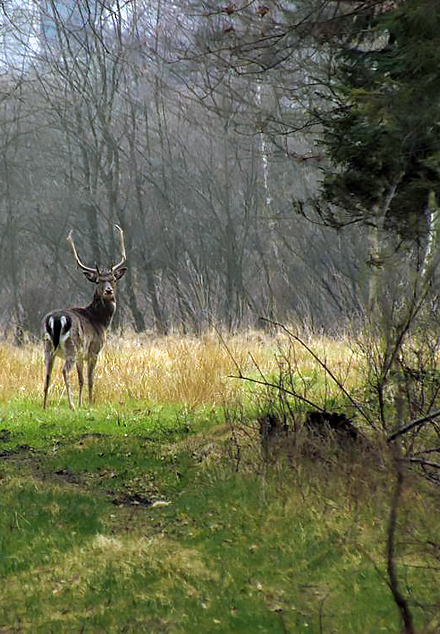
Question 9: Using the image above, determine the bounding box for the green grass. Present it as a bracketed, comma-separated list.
[0, 329, 439, 633]
[1, 402, 439, 633]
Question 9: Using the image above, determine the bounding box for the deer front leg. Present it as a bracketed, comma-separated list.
[63, 353, 76, 410]
[76, 360, 84, 407]
[87, 355, 98, 405]
[43, 348, 54, 409]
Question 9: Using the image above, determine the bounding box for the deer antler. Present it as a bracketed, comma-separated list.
[112, 224, 127, 272]
[66, 230, 97, 274]
[67, 226, 126, 273]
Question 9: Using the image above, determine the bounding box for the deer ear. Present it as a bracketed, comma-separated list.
[114, 267, 127, 281]
[83, 270, 99, 283]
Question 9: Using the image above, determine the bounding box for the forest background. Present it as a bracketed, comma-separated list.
[1, 0, 436, 338]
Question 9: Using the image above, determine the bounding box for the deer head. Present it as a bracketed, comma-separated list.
[66, 225, 127, 302]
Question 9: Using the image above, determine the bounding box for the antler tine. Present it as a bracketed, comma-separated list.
[66, 230, 97, 274]
[112, 224, 127, 272]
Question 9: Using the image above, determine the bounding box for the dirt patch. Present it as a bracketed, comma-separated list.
[109, 491, 152, 507]
[0, 429, 11, 443]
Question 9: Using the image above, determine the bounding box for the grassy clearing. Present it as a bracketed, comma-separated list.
[0, 332, 439, 632]
[0, 330, 362, 408]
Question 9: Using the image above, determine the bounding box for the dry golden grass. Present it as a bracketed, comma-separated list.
[0, 330, 362, 407]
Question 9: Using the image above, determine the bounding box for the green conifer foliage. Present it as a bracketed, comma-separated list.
[321, 0, 440, 239]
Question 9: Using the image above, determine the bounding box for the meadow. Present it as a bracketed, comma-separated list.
[0, 330, 439, 633]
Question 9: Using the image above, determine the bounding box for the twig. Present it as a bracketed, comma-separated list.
[214, 325, 244, 378]
[387, 408, 440, 443]
[262, 318, 377, 429]
[216, 323, 325, 413]
[411, 446, 440, 457]
[248, 351, 270, 384]
[403, 458, 440, 470]
[228, 373, 326, 412]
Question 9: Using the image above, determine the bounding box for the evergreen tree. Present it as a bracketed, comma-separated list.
[320, 0, 440, 239]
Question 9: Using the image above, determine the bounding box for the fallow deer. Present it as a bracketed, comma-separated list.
[42, 225, 127, 409]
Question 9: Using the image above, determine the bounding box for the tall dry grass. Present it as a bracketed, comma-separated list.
[0, 330, 361, 407]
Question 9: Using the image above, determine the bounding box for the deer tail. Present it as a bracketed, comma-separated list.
[45, 314, 72, 350]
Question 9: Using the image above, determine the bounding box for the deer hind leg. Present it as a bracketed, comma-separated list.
[76, 360, 84, 407]
[43, 345, 54, 409]
[87, 355, 98, 405]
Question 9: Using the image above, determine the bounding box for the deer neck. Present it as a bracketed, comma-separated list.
[85, 294, 116, 330]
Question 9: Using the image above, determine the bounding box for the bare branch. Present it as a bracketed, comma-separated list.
[261, 318, 377, 429]
[387, 409, 440, 443]
[228, 372, 326, 412]
[386, 461, 415, 634]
